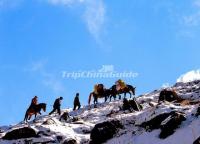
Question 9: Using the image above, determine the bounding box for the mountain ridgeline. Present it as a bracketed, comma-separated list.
[1, 80, 200, 144]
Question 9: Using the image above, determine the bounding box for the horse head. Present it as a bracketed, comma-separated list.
[39, 103, 47, 112]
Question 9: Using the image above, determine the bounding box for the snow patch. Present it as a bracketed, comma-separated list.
[177, 69, 200, 83]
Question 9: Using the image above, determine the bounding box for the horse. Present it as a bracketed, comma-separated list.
[109, 84, 136, 101]
[24, 103, 46, 122]
[88, 89, 112, 105]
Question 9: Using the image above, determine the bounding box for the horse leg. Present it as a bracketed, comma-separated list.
[111, 95, 115, 101]
[114, 95, 116, 100]
[105, 96, 107, 102]
[124, 93, 127, 99]
[119, 94, 121, 100]
[94, 97, 97, 104]
[128, 92, 132, 98]
[96, 98, 98, 104]
[24, 112, 28, 122]
[110, 95, 112, 102]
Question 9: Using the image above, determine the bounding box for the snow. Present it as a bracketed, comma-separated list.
[1, 80, 200, 144]
[177, 69, 200, 83]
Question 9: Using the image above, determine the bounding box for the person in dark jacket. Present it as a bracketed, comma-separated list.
[73, 93, 81, 110]
[49, 97, 63, 115]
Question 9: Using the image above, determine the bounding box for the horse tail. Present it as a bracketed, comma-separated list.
[88, 93, 93, 105]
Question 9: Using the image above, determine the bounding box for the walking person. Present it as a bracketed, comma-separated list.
[73, 93, 81, 110]
[49, 97, 63, 115]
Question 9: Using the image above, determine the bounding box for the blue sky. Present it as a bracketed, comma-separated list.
[0, 0, 200, 125]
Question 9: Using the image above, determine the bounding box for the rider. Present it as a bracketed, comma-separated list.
[49, 96, 63, 115]
[28, 96, 38, 110]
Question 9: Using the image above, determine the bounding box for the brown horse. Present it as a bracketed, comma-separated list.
[88, 89, 112, 105]
[24, 103, 46, 122]
[109, 84, 136, 101]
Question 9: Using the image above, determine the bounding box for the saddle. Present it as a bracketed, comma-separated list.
[116, 80, 127, 91]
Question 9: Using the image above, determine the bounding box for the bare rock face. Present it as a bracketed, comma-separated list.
[140, 111, 175, 131]
[2, 127, 37, 140]
[63, 138, 77, 144]
[193, 136, 200, 144]
[90, 120, 123, 144]
[140, 111, 186, 139]
[159, 112, 186, 139]
[122, 98, 142, 112]
[195, 106, 200, 117]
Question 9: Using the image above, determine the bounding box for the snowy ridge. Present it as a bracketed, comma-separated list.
[177, 70, 200, 83]
[1, 80, 200, 144]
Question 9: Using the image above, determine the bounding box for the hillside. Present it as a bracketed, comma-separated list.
[1, 80, 200, 144]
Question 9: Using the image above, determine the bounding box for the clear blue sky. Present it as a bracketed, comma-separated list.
[0, 0, 200, 125]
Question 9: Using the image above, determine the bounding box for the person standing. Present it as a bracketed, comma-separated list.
[49, 97, 63, 115]
[73, 93, 81, 110]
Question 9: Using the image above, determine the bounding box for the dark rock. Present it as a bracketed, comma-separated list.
[63, 138, 77, 144]
[195, 106, 200, 117]
[122, 98, 142, 112]
[90, 120, 123, 144]
[129, 98, 142, 111]
[140, 112, 175, 131]
[159, 112, 186, 139]
[57, 135, 63, 142]
[140, 111, 186, 139]
[193, 136, 200, 144]
[2, 127, 37, 140]
[122, 98, 131, 111]
[159, 90, 179, 102]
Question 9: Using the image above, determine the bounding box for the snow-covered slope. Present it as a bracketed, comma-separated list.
[1, 80, 200, 144]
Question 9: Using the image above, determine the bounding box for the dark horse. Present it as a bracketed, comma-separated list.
[88, 89, 111, 105]
[24, 103, 46, 122]
[109, 84, 136, 101]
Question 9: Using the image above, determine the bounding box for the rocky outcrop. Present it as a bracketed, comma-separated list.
[141, 111, 186, 139]
[122, 98, 142, 112]
[140, 111, 174, 131]
[193, 136, 200, 144]
[2, 127, 37, 140]
[63, 138, 77, 144]
[90, 120, 123, 144]
[159, 112, 186, 139]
